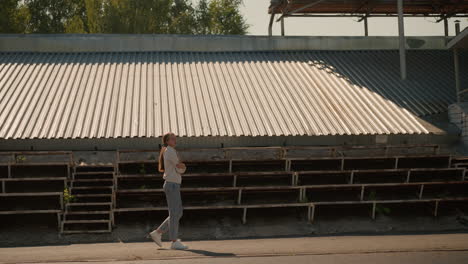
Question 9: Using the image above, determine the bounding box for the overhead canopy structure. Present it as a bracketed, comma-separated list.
[268, 0, 468, 80]
[269, 0, 468, 17]
[447, 27, 468, 49]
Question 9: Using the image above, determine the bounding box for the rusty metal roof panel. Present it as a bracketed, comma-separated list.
[0, 50, 459, 139]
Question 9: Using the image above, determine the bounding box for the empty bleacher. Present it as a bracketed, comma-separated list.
[2, 144, 468, 234]
[0, 152, 71, 229]
[114, 144, 468, 225]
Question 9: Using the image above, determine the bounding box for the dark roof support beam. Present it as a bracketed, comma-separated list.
[281, 16, 285, 36]
[364, 16, 369, 36]
[398, 0, 407, 80]
[444, 17, 449, 37]
[443, 17, 449, 45]
[269, 13, 276, 36]
[454, 48, 461, 103]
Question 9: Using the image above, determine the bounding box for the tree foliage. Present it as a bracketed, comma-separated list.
[26, 0, 79, 33]
[0, 0, 29, 33]
[206, 0, 248, 35]
[0, 0, 249, 34]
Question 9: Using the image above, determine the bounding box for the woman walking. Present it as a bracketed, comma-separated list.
[149, 133, 188, 250]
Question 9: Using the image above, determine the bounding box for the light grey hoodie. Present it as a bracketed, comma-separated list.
[162, 146, 182, 184]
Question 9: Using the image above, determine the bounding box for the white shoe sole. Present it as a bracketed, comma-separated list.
[171, 246, 188, 250]
[171, 243, 189, 250]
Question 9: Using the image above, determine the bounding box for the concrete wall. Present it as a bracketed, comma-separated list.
[0, 34, 449, 52]
[0, 133, 459, 151]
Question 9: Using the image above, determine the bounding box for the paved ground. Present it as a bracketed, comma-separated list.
[39, 252, 468, 264]
[1, 233, 468, 264]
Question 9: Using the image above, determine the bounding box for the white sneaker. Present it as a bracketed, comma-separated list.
[171, 239, 188, 250]
[149, 230, 162, 247]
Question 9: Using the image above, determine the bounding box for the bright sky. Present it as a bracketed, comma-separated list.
[240, 1, 468, 36]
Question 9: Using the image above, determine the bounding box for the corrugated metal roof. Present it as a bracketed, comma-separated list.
[0, 50, 460, 139]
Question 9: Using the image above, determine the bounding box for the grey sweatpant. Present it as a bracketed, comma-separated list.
[156, 181, 183, 241]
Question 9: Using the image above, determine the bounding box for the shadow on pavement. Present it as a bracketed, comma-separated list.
[186, 249, 236, 257]
[158, 248, 236, 257]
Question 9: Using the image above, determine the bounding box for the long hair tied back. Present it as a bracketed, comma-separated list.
[158, 132, 175, 172]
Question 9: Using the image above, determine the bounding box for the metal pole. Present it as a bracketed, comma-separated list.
[455, 20, 461, 35]
[454, 20, 462, 102]
[397, 0, 407, 80]
[443, 17, 449, 37]
[268, 13, 275, 36]
[364, 17, 369, 36]
[281, 17, 285, 36]
[454, 48, 461, 103]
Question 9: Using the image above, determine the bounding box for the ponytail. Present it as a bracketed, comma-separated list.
[158, 146, 166, 173]
[158, 132, 175, 173]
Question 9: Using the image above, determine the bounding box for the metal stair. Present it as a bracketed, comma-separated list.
[61, 166, 115, 234]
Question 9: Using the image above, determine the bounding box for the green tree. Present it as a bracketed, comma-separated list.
[64, 0, 89, 33]
[25, 0, 78, 33]
[168, 0, 197, 34]
[101, 0, 173, 33]
[0, 0, 29, 33]
[1, 0, 249, 35]
[207, 0, 248, 35]
[65, 15, 86, 33]
[195, 0, 211, 34]
[84, 0, 104, 33]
